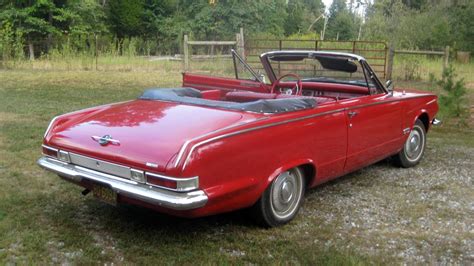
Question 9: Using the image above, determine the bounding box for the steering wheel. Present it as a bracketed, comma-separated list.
[270, 73, 303, 96]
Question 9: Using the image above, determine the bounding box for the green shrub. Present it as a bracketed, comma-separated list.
[434, 65, 468, 122]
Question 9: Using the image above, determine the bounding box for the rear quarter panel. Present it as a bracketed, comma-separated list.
[178, 106, 348, 216]
[399, 92, 439, 132]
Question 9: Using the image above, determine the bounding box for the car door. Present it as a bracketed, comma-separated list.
[344, 94, 403, 173]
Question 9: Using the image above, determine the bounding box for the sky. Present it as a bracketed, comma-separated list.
[322, 0, 333, 10]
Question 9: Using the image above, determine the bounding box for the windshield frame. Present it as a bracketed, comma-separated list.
[231, 49, 264, 83]
[259, 51, 388, 94]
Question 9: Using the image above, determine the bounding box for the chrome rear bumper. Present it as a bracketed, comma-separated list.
[37, 157, 208, 210]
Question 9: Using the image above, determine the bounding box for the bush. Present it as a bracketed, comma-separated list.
[434, 65, 468, 122]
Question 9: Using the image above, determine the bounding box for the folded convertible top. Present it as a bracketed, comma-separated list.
[139, 88, 316, 114]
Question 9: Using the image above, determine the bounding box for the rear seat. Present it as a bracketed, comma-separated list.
[200, 89, 222, 100]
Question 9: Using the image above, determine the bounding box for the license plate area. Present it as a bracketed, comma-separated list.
[92, 182, 117, 206]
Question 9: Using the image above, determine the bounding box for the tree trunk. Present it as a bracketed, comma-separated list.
[28, 42, 35, 61]
[47, 11, 53, 52]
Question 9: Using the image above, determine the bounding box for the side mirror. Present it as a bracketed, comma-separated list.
[385, 80, 394, 94]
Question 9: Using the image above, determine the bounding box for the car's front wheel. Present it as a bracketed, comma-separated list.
[252, 167, 305, 227]
[393, 119, 427, 168]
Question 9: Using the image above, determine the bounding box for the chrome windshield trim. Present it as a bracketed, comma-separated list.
[260, 50, 367, 62]
[37, 157, 208, 210]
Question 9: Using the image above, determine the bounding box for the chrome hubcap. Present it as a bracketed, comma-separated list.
[280, 180, 294, 203]
[405, 126, 424, 161]
[270, 169, 303, 219]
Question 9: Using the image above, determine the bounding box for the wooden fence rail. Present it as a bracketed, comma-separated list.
[386, 46, 450, 80]
[183, 28, 245, 72]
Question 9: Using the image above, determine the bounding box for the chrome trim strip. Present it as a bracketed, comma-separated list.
[44, 116, 59, 138]
[42, 144, 58, 152]
[178, 94, 436, 169]
[345, 94, 434, 111]
[181, 108, 346, 169]
[37, 157, 208, 210]
[174, 95, 431, 170]
[174, 117, 270, 168]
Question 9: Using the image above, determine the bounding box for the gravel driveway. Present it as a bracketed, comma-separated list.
[300, 129, 473, 264]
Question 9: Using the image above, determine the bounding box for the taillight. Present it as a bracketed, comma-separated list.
[146, 173, 178, 190]
[42, 145, 58, 158]
[146, 173, 198, 192]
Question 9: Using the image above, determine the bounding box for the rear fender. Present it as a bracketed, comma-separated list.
[262, 158, 315, 191]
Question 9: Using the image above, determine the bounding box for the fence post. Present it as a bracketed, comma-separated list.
[95, 34, 98, 71]
[386, 45, 395, 81]
[239, 27, 245, 59]
[236, 33, 245, 59]
[183, 34, 189, 72]
[443, 45, 450, 73]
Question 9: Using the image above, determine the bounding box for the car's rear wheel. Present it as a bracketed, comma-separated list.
[252, 167, 305, 227]
[393, 119, 426, 168]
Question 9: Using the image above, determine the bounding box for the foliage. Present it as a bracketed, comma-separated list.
[434, 65, 468, 121]
[107, 0, 144, 38]
[363, 0, 474, 53]
[401, 57, 421, 81]
[0, 21, 24, 60]
[0, 0, 472, 58]
[325, 0, 361, 40]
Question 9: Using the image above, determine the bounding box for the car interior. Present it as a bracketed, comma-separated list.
[180, 51, 385, 106]
[140, 51, 386, 113]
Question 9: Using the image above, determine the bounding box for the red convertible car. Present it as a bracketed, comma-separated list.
[38, 50, 439, 227]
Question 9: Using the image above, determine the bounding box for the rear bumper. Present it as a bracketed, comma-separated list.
[37, 156, 208, 210]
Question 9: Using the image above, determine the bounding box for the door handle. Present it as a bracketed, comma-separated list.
[348, 111, 358, 118]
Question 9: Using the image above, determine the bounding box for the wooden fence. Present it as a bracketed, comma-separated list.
[183, 30, 451, 81]
[386, 46, 450, 80]
[183, 28, 244, 72]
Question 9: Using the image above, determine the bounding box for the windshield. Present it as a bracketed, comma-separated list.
[232, 50, 266, 83]
[268, 55, 374, 88]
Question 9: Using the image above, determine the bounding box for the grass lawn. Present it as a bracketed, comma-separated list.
[0, 59, 472, 264]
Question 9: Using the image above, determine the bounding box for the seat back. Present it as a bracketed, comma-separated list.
[225, 91, 278, 102]
[200, 90, 222, 100]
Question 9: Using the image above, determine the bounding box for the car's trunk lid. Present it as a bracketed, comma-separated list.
[47, 100, 246, 172]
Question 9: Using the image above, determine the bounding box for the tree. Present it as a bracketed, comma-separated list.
[0, 0, 73, 59]
[107, 0, 144, 39]
[177, 0, 288, 40]
[326, 0, 359, 40]
[284, 0, 305, 35]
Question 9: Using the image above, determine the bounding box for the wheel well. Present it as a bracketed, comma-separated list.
[418, 113, 430, 132]
[298, 163, 316, 187]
